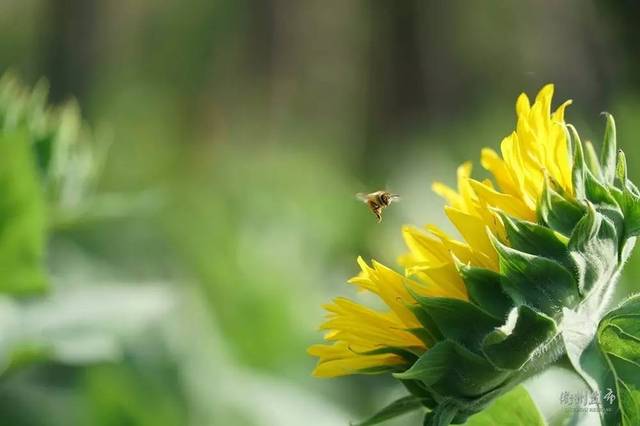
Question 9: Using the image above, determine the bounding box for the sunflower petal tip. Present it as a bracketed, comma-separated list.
[355, 256, 370, 271]
[458, 161, 473, 176]
[538, 83, 555, 98]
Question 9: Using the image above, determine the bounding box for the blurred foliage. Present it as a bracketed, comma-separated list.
[0, 72, 105, 216]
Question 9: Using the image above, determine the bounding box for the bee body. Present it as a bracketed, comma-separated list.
[356, 191, 399, 223]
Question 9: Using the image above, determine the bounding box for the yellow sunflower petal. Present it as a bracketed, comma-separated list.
[409, 262, 467, 300]
[516, 92, 531, 117]
[309, 343, 405, 378]
[444, 206, 497, 264]
[468, 179, 534, 220]
[401, 226, 451, 266]
[432, 181, 463, 209]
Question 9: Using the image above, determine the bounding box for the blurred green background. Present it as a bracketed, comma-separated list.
[1, 1, 640, 425]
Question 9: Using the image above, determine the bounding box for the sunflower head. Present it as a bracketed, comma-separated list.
[309, 85, 640, 425]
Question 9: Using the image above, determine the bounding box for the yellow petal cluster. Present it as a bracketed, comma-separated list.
[310, 84, 573, 377]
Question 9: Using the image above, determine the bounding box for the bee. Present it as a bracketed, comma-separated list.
[356, 191, 400, 223]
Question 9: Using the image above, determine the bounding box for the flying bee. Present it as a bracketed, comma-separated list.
[356, 191, 400, 223]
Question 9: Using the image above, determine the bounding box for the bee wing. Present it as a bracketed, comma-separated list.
[355, 192, 369, 202]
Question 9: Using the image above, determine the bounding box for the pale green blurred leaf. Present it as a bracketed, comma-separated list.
[464, 386, 545, 426]
[0, 284, 174, 372]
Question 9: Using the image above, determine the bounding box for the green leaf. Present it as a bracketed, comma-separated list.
[621, 236, 638, 266]
[599, 326, 640, 368]
[611, 150, 640, 239]
[598, 295, 640, 368]
[538, 182, 585, 237]
[408, 304, 444, 346]
[616, 149, 628, 189]
[402, 379, 437, 408]
[602, 293, 640, 318]
[597, 296, 640, 426]
[608, 354, 640, 426]
[567, 294, 640, 426]
[499, 212, 570, 266]
[612, 189, 640, 239]
[0, 130, 47, 295]
[568, 124, 586, 200]
[483, 305, 557, 370]
[601, 112, 617, 185]
[463, 386, 545, 426]
[456, 263, 513, 320]
[585, 140, 603, 180]
[352, 395, 425, 426]
[584, 168, 618, 206]
[410, 295, 502, 352]
[568, 204, 618, 296]
[394, 340, 510, 398]
[422, 402, 458, 426]
[597, 203, 625, 242]
[490, 234, 580, 315]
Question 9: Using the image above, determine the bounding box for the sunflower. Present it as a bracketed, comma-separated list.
[309, 84, 573, 377]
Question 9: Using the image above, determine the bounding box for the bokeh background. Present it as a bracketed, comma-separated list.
[1, 1, 640, 425]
